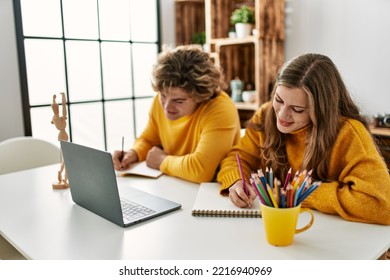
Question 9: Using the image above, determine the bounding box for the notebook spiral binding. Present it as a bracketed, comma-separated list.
[192, 209, 261, 218]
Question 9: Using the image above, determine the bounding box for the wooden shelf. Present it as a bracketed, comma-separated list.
[209, 36, 258, 46]
[176, 0, 285, 127]
[234, 102, 258, 111]
[370, 126, 390, 137]
[205, 0, 285, 114]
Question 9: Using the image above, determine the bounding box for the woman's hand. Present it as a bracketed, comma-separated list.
[229, 180, 257, 208]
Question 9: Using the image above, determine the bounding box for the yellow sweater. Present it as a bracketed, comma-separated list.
[132, 91, 241, 183]
[217, 103, 390, 225]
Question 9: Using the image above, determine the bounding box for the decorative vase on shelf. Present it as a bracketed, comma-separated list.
[235, 23, 252, 38]
[230, 5, 255, 39]
[230, 77, 244, 102]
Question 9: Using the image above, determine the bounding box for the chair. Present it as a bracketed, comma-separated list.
[0, 136, 60, 259]
[0, 136, 60, 175]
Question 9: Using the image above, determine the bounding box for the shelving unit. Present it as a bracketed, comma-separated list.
[175, 0, 285, 126]
[175, 0, 205, 45]
[370, 126, 390, 170]
[206, 0, 285, 110]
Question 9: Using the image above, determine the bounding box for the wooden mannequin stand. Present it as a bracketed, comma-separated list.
[51, 92, 69, 189]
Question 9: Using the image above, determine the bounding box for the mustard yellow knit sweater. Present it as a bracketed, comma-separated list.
[217, 103, 390, 225]
[132, 91, 241, 183]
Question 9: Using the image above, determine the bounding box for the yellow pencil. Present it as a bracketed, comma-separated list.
[267, 184, 278, 208]
[274, 178, 280, 207]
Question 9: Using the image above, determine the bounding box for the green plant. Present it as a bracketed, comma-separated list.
[230, 5, 255, 25]
[192, 31, 206, 45]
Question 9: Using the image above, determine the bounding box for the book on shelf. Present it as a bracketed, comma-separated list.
[192, 182, 261, 218]
[116, 161, 163, 179]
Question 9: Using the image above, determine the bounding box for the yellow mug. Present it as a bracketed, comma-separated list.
[260, 203, 314, 246]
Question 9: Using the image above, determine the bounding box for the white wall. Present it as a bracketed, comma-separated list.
[285, 0, 390, 116]
[1, 0, 389, 141]
[0, 0, 24, 141]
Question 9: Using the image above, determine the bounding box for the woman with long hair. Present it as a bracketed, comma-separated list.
[217, 53, 390, 225]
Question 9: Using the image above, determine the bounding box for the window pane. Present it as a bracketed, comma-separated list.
[24, 39, 66, 105]
[99, 0, 130, 41]
[62, 0, 99, 39]
[104, 100, 135, 153]
[20, 0, 62, 37]
[101, 42, 132, 99]
[69, 103, 104, 150]
[134, 97, 154, 137]
[30, 106, 64, 148]
[132, 43, 158, 96]
[66, 41, 102, 102]
[130, 0, 158, 42]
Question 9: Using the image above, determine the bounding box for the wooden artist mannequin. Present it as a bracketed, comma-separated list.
[51, 92, 69, 189]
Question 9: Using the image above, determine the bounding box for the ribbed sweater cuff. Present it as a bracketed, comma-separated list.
[218, 170, 242, 194]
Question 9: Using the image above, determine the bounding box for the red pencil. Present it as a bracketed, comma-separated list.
[283, 167, 292, 191]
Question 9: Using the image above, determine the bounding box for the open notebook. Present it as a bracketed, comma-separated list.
[116, 161, 163, 178]
[192, 183, 261, 218]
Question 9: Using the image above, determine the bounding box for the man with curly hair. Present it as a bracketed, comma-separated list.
[112, 45, 241, 183]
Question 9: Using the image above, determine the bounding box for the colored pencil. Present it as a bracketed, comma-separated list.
[250, 178, 266, 205]
[236, 154, 249, 196]
[280, 189, 286, 208]
[269, 167, 274, 189]
[274, 178, 280, 207]
[267, 184, 278, 208]
[297, 182, 321, 205]
[283, 167, 292, 190]
[252, 174, 272, 206]
[257, 169, 268, 190]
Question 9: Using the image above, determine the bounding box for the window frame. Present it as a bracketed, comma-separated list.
[13, 0, 161, 150]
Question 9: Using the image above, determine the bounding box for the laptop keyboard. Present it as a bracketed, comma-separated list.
[120, 198, 156, 221]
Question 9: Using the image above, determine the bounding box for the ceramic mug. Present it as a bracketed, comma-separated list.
[260, 203, 314, 246]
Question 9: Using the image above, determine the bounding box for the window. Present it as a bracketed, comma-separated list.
[14, 0, 160, 152]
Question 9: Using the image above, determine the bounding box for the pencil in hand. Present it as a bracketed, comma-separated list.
[236, 153, 249, 197]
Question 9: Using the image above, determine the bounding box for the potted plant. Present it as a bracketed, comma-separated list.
[230, 5, 255, 38]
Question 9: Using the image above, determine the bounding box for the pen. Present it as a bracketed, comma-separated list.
[121, 136, 124, 161]
[236, 153, 249, 196]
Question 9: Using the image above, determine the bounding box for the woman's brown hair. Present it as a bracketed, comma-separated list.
[252, 53, 369, 181]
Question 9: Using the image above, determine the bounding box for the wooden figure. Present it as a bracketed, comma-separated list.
[51, 92, 69, 189]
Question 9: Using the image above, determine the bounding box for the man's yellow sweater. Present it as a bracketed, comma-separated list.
[132, 91, 241, 183]
[217, 103, 390, 225]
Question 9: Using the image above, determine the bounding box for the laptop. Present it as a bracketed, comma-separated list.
[60, 141, 181, 227]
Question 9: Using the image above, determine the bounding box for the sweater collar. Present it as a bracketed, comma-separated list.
[287, 125, 311, 140]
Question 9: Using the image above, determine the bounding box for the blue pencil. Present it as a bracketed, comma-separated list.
[257, 169, 268, 190]
[269, 167, 274, 189]
[252, 174, 272, 206]
[297, 182, 320, 205]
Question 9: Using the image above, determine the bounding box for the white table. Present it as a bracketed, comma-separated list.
[1, 164, 389, 260]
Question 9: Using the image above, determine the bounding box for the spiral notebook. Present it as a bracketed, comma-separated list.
[192, 183, 261, 218]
